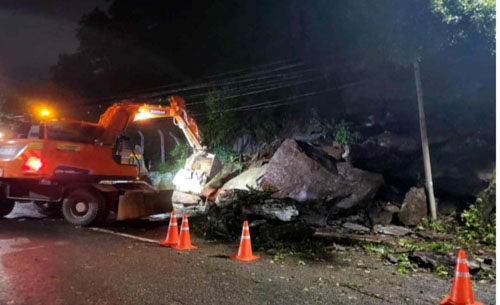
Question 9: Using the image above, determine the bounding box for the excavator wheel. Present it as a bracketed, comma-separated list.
[62, 188, 107, 226]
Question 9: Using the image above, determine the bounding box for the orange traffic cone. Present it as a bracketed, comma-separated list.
[172, 214, 197, 250]
[440, 250, 483, 305]
[160, 211, 179, 247]
[231, 221, 259, 262]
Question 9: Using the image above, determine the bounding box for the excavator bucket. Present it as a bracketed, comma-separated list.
[173, 151, 222, 195]
[117, 189, 173, 220]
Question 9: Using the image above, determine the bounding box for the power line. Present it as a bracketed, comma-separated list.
[81, 61, 305, 104]
[185, 76, 325, 105]
[193, 79, 371, 116]
[77, 65, 333, 109]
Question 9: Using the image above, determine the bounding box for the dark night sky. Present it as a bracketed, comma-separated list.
[0, 0, 106, 82]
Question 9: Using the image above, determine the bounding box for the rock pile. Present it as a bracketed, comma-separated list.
[169, 138, 438, 241]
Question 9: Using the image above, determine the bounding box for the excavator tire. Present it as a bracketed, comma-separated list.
[62, 188, 107, 226]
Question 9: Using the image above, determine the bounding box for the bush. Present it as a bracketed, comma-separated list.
[157, 143, 192, 173]
[458, 170, 495, 245]
[332, 120, 360, 145]
[458, 203, 495, 245]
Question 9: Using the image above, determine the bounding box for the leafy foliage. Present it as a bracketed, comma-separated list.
[431, 0, 495, 51]
[418, 217, 448, 233]
[196, 88, 280, 159]
[458, 170, 495, 245]
[426, 241, 455, 253]
[157, 143, 191, 173]
[459, 204, 496, 245]
[332, 120, 360, 146]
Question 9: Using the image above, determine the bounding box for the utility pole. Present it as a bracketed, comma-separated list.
[413, 59, 437, 219]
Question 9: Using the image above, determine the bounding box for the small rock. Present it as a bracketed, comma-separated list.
[483, 258, 493, 265]
[215, 189, 249, 208]
[266, 248, 278, 256]
[468, 260, 481, 275]
[373, 225, 411, 237]
[250, 219, 268, 228]
[409, 251, 453, 269]
[387, 254, 398, 264]
[321, 142, 345, 160]
[399, 187, 428, 226]
[368, 203, 397, 225]
[383, 204, 400, 213]
[171, 191, 202, 205]
[332, 243, 346, 252]
[342, 222, 371, 233]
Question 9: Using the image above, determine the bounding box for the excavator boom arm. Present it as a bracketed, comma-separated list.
[96, 95, 203, 150]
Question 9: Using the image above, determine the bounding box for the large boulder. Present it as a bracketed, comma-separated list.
[398, 187, 428, 226]
[221, 165, 268, 191]
[262, 139, 383, 213]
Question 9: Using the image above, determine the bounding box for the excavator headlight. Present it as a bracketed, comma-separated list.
[133, 108, 154, 121]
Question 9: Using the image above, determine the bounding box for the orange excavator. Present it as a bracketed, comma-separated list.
[0, 95, 219, 226]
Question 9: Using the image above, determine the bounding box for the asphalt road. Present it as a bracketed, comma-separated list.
[0, 204, 496, 305]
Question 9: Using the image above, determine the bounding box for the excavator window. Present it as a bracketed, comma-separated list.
[46, 121, 104, 144]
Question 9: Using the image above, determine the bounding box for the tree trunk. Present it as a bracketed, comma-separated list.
[413, 59, 437, 220]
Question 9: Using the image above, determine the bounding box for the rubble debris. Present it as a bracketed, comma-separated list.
[398, 187, 428, 226]
[202, 164, 241, 199]
[173, 151, 222, 195]
[313, 229, 398, 247]
[172, 191, 202, 205]
[368, 202, 399, 225]
[208, 190, 301, 239]
[296, 202, 329, 227]
[409, 251, 454, 269]
[373, 225, 411, 237]
[221, 165, 268, 191]
[415, 230, 454, 241]
[342, 222, 371, 233]
[262, 139, 383, 209]
[320, 142, 345, 160]
[375, 131, 419, 154]
[215, 189, 249, 208]
[257, 222, 314, 242]
[172, 203, 207, 217]
[242, 198, 299, 222]
[386, 253, 398, 264]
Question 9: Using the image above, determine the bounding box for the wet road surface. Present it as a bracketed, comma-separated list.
[0, 203, 496, 305]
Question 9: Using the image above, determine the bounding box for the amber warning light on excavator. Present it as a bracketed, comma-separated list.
[34, 106, 54, 119]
